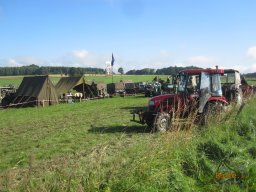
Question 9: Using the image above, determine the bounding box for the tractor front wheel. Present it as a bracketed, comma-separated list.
[154, 112, 171, 132]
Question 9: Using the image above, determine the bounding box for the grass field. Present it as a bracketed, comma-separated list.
[0, 74, 169, 87]
[247, 79, 256, 85]
[1, 74, 255, 88]
[0, 75, 256, 191]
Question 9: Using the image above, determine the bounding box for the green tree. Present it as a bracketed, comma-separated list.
[118, 67, 124, 74]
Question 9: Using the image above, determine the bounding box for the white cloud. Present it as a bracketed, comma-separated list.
[142, 49, 173, 69]
[5, 51, 256, 74]
[6, 58, 20, 67]
[187, 56, 213, 64]
[0, 50, 114, 70]
[122, 50, 184, 71]
[232, 64, 256, 74]
[186, 56, 216, 68]
[1, 56, 45, 67]
[72, 50, 89, 59]
[247, 46, 256, 59]
[69, 49, 110, 68]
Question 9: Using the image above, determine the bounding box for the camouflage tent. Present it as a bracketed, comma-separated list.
[10, 76, 58, 107]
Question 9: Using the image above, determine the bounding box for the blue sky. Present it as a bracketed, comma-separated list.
[1, 0, 256, 73]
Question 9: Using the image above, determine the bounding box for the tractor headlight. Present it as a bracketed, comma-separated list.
[148, 100, 155, 106]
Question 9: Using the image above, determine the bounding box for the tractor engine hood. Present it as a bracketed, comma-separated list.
[148, 93, 180, 112]
[149, 94, 177, 103]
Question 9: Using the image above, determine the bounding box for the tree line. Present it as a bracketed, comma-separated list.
[126, 66, 201, 75]
[244, 72, 256, 78]
[0, 64, 105, 76]
[3, 64, 252, 77]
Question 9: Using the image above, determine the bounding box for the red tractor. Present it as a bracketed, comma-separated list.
[133, 68, 229, 132]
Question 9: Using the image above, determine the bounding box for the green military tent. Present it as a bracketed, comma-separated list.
[11, 76, 58, 107]
[107, 82, 125, 95]
[87, 81, 108, 98]
[55, 76, 95, 98]
[56, 76, 108, 99]
[122, 80, 136, 94]
[56, 76, 84, 95]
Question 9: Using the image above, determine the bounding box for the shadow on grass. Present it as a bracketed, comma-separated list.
[120, 106, 147, 111]
[88, 125, 151, 134]
[132, 94, 147, 98]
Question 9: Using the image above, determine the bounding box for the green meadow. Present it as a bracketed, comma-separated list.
[0, 75, 256, 191]
[0, 74, 169, 87]
[0, 74, 255, 88]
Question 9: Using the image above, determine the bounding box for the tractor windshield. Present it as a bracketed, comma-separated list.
[178, 73, 186, 92]
[178, 73, 200, 94]
[211, 74, 222, 96]
[221, 71, 241, 85]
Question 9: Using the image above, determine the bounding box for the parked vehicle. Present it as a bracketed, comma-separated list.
[240, 75, 256, 98]
[221, 69, 243, 106]
[133, 68, 228, 132]
[144, 82, 162, 97]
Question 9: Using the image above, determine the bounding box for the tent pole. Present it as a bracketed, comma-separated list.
[112, 68, 114, 83]
[83, 78, 85, 99]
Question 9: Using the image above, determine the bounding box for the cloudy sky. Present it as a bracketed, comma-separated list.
[1, 0, 256, 73]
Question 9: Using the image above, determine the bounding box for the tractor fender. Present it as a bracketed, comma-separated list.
[208, 97, 228, 105]
[199, 97, 228, 114]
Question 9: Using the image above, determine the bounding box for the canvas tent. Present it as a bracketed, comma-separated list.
[88, 81, 108, 98]
[10, 76, 58, 107]
[122, 80, 136, 94]
[124, 83, 136, 94]
[56, 76, 109, 99]
[56, 76, 88, 98]
[107, 82, 125, 95]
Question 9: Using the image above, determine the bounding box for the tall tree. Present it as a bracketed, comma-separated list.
[118, 67, 124, 74]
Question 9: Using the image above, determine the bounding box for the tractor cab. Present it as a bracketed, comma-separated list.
[177, 69, 224, 113]
[221, 69, 243, 105]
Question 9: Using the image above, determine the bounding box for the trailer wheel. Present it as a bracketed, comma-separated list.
[154, 112, 171, 132]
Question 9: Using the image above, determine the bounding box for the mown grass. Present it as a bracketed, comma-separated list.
[0, 96, 149, 169]
[0, 74, 168, 87]
[0, 94, 256, 191]
[1, 74, 255, 89]
[0, 76, 24, 87]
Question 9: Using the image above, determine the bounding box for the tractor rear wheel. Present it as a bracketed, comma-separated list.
[154, 112, 171, 132]
[230, 89, 243, 106]
[200, 102, 224, 126]
[235, 89, 243, 107]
